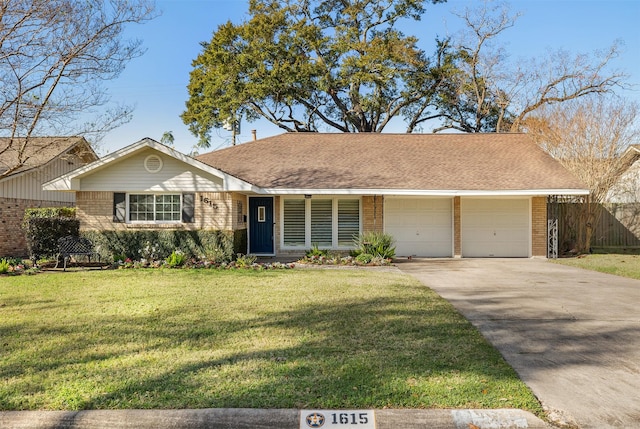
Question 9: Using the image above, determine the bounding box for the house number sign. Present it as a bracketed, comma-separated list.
[199, 195, 218, 209]
[300, 410, 375, 429]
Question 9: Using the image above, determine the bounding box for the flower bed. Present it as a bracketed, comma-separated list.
[298, 254, 392, 266]
[114, 253, 295, 271]
[0, 258, 40, 276]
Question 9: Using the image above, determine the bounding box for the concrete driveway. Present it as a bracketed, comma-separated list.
[397, 258, 640, 429]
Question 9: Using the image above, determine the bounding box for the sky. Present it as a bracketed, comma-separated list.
[96, 0, 640, 156]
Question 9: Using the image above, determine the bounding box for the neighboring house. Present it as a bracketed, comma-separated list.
[0, 137, 98, 257]
[44, 133, 588, 258]
[608, 144, 640, 204]
[603, 144, 640, 243]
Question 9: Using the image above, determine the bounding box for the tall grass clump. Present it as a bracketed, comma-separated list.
[352, 232, 396, 259]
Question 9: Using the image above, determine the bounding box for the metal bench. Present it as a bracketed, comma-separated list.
[56, 236, 99, 271]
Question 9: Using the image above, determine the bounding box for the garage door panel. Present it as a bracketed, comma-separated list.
[461, 198, 530, 258]
[385, 198, 453, 257]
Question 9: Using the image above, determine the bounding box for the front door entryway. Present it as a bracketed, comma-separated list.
[249, 197, 274, 254]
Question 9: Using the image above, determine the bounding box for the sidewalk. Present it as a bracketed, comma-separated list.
[1, 408, 549, 429]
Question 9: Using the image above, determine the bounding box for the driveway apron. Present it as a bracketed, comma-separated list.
[397, 258, 640, 429]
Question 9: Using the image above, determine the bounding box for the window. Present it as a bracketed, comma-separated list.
[283, 199, 305, 247]
[311, 200, 332, 247]
[236, 200, 244, 224]
[338, 199, 360, 246]
[282, 198, 360, 249]
[129, 194, 181, 222]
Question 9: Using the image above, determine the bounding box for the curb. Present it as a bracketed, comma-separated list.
[1, 408, 550, 429]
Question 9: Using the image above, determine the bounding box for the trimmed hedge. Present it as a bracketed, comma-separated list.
[81, 229, 248, 263]
[22, 208, 79, 261]
[234, 228, 248, 255]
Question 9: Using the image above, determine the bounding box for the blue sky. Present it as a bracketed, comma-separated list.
[97, 0, 640, 155]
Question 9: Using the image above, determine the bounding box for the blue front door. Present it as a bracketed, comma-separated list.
[249, 197, 274, 254]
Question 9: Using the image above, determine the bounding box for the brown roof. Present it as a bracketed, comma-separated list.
[196, 133, 587, 192]
[0, 136, 96, 178]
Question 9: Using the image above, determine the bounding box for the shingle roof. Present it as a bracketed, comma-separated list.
[196, 133, 587, 192]
[0, 136, 96, 178]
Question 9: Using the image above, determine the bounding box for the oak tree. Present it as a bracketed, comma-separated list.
[182, 0, 449, 146]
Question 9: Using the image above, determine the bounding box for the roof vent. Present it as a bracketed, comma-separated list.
[144, 154, 163, 173]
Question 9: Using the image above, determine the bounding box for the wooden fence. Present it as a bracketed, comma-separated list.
[556, 203, 640, 249]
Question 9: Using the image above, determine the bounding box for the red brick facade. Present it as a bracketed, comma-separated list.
[0, 197, 70, 257]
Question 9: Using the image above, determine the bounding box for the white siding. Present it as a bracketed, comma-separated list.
[80, 148, 225, 192]
[0, 156, 82, 203]
[608, 159, 640, 203]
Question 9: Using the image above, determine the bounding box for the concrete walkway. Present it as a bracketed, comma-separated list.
[397, 258, 640, 429]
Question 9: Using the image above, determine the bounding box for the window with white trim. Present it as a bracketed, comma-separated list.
[282, 197, 361, 249]
[311, 199, 332, 247]
[129, 194, 181, 222]
[338, 199, 360, 246]
[283, 199, 305, 247]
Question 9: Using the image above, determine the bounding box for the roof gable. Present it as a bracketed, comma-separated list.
[43, 137, 257, 192]
[0, 136, 97, 180]
[197, 133, 588, 195]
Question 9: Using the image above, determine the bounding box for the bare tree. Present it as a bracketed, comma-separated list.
[429, 1, 519, 133]
[0, 0, 157, 178]
[435, 1, 628, 133]
[526, 95, 640, 252]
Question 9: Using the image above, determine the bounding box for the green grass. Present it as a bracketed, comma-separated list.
[553, 254, 640, 280]
[0, 269, 541, 413]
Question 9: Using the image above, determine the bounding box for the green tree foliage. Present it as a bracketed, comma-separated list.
[184, 1, 627, 143]
[182, 0, 448, 146]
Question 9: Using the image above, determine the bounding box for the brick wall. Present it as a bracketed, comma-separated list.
[76, 191, 238, 232]
[0, 197, 69, 257]
[531, 196, 547, 257]
[76, 191, 112, 230]
[453, 196, 461, 257]
[362, 195, 384, 233]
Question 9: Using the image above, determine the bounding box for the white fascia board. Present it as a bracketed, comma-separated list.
[42, 177, 76, 192]
[43, 138, 259, 193]
[258, 188, 591, 196]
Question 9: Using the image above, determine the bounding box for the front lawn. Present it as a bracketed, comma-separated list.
[0, 269, 541, 414]
[553, 254, 640, 280]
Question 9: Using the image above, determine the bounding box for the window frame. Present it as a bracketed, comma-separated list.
[280, 196, 362, 250]
[126, 192, 183, 224]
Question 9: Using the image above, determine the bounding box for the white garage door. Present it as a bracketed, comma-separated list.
[385, 198, 452, 257]
[461, 199, 530, 257]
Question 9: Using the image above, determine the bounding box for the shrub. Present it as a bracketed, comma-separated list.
[355, 253, 373, 264]
[81, 230, 237, 263]
[165, 250, 187, 268]
[233, 228, 248, 255]
[352, 232, 396, 259]
[306, 244, 329, 258]
[22, 208, 79, 262]
[235, 254, 257, 268]
[0, 259, 9, 274]
[138, 240, 160, 263]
